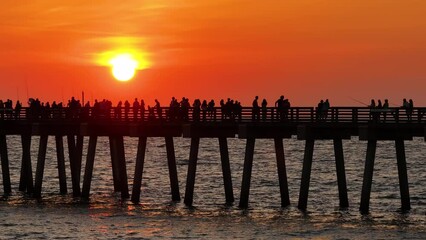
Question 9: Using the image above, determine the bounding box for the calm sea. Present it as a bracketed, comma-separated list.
[0, 136, 425, 239]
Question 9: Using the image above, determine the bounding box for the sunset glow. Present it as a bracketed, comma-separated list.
[0, 1, 425, 105]
[110, 54, 138, 82]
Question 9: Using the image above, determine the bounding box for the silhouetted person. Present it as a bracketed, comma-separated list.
[181, 97, 190, 121]
[133, 98, 140, 120]
[369, 99, 376, 121]
[382, 99, 389, 122]
[283, 98, 290, 120]
[376, 99, 383, 122]
[124, 100, 130, 120]
[402, 98, 411, 122]
[14, 100, 22, 119]
[82, 101, 90, 120]
[140, 99, 145, 121]
[201, 100, 207, 122]
[275, 95, 285, 121]
[408, 99, 414, 121]
[208, 100, 216, 121]
[234, 101, 242, 122]
[316, 100, 324, 121]
[220, 99, 225, 120]
[261, 99, 267, 121]
[193, 99, 201, 122]
[5, 99, 13, 119]
[155, 99, 162, 120]
[323, 99, 330, 120]
[252, 96, 260, 121]
[115, 101, 122, 119]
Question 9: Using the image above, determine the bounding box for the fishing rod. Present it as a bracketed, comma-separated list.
[348, 97, 369, 106]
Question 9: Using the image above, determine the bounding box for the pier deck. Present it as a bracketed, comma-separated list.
[0, 106, 425, 213]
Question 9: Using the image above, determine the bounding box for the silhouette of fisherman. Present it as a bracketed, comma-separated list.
[252, 96, 260, 121]
[261, 99, 267, 121]
[14, 100, 22, 119]
[369, 99, 376, 121]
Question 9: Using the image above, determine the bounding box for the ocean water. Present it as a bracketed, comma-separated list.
[0, 136, 425, 239]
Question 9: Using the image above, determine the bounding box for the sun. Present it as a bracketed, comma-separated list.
[110, 54, 138, 81]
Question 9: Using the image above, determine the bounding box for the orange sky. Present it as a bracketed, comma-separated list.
[0, 0, 425, 106]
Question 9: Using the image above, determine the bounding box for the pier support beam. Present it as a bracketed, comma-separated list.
[298, 139, 315, 210]
[360, 140, 377, 214]
[19, 135, 33, 193]
[239, 138, 255, 208]
[109, 136, 129, 199]
[219, 137, 234, 203]
[274, 138, 290, 207]
[55, 136, 67, 194]
[395, 139, 410, 211]
[131, 137, 147, 203]
[82, 136, 97, 198]
[334, 138, 349, 208]
[0, 135, 11, 195]
[109, 136, 121, 192]
[116, 136, 129, 199]
[184, 137, 200, 206]
[75, 136, 84, 186]
[33, 135, 48, 198]
[67, 135, 81, 197]
[165, 137, 180, 201]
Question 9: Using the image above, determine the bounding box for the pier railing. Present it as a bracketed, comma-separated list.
[0, 106, 425, 124]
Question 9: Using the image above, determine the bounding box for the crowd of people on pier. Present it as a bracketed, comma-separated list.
[0, 96, 421, 122]
[368, 98, 415, 122]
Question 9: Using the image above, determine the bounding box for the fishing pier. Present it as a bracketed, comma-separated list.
[0, 106, 424, 214]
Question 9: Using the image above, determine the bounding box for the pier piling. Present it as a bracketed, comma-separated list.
[219, 137, 234, 203]
[0, 135, 11, 195]
[360, 140, 377, 214]
[33, 135, 48, 198]
[82, 136, 97, 198]
[274, 138, 290, 207]
[395, 139, 410, 211]
[334, 138, 349, 208]
[239, 138, 255, 208]
[131, 136, 147, 203]
[19, 135, 33, 193]
[116, 136, 129, 199]
[67, 135, 81, 197]
[55, 136, 67, 194]
[165, 136, 180, 201]
[184, 137, 200, 206]
[298, 139, 315, 210]
[109, 136, 121, 192]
